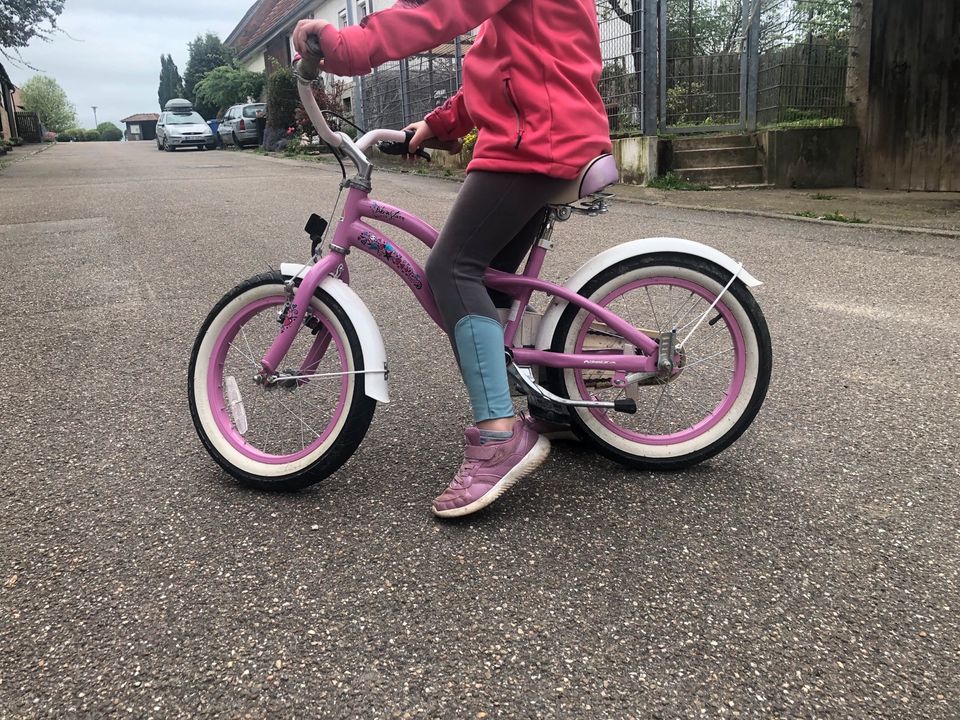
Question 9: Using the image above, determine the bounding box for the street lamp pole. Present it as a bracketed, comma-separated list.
[92, 106, 98, 128]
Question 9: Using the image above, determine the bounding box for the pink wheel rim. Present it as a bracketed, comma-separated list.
[207, 295, 351, 464]
[572, 276, 747, 445]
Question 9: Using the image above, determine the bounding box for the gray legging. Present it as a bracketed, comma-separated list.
[424, 171, 569, 424]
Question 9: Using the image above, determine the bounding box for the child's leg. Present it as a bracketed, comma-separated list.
[425, 171, 567, 429]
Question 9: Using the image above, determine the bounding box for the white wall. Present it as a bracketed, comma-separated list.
[244, 53, 267, 73]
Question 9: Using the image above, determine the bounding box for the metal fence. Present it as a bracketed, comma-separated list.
[360, 36, 468, 131]
[757, 0, 852, 126]
[346, 0, 851, 136]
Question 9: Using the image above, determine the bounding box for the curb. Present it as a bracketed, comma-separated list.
[0, 141, 55, 172]
[612, 194, 960, 239]
[231, 150, 960, 239]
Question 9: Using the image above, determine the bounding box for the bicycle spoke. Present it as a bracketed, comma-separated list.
[228, 339, 260, 368]
[670, 291, 702, 331]
[297, 386, 305, 451]
[240, 324, 262, 366]
[680, 347, 735, 371]
[645, 287, 661, 331]
[273, 392, 323, 440]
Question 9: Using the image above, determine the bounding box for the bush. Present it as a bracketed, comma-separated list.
[59, 127, 85, 141]
[84, 129, 101, 142]
[100, 127, 123, 141]
[265, 67, 298, 131]
[97, 122, 117, 134]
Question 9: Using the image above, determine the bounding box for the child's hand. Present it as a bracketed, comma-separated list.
[404, 120, 435, 155]
[293, 19, 330, 58]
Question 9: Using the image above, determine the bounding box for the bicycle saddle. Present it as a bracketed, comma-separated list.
[546, 154, 619, 207]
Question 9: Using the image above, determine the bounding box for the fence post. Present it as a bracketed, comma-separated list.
[641, 0, 659, 135]
[454, 35, 463, 88]
[345, 0, 366, 129]
[744, 0, 760, 131]
[658, 0, 668, 130]
[399, 58, 411, 126]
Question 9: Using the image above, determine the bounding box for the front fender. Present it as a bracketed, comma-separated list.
[281, 263, 389, 403]
[534, 237, 762, 352]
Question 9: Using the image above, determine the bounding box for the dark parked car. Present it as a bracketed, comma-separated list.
[218, 103, 266, 148]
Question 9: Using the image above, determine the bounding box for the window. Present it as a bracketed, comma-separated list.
[338, 9, 347, 28]
[357, 1, 368, 19]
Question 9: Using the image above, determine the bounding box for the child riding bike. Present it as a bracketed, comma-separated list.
[293, 0, 612, 518]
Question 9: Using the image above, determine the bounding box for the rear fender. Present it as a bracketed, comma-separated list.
[534, 237, 762, 351]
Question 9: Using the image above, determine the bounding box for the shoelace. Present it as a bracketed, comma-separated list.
[451, 458, 482, 489]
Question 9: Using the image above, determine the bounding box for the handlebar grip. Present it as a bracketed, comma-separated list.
[298, 35, 325, 81]
[378, 129, 431, 160]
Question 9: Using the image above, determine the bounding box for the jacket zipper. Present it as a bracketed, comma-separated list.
[503, 78, 525, 149]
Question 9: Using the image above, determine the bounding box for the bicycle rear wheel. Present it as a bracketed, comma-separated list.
[545, 253, 771, 469]
[188, 272, 376, 490]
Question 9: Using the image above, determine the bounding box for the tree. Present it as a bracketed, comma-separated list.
[0, 0, 66, 62]
[194, 63, 264, 115]
[183, 33, 233, 119]
[19, 75, 76, 132]
[97, 122, 122, 141]
[158, 54, 185, 109]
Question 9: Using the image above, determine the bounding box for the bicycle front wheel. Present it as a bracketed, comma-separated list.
[545, 253, 772, 469]
[188, 272, 376, 490]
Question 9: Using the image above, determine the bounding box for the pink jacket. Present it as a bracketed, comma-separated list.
[318, 0, 612, 179]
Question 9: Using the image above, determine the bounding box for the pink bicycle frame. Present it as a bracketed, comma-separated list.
[259, 186, 660, 376]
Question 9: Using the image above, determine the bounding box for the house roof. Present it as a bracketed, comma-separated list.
[122, 113, 160, 123]
[227, 0, 312, 59]
[0, 60, 14, 90]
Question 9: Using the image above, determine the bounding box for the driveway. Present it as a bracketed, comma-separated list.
[0, 142, 957, 718]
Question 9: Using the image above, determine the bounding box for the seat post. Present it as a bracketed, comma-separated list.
[536, 208, 559, 251]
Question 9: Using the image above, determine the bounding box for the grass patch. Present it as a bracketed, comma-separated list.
[809, 192, 839, 201]
[795, 210, 870, 224]
[647, 172, 709, 191]
[760, 117, 846, 130]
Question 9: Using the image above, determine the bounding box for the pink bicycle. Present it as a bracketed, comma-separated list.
[188, 56, 772, 491]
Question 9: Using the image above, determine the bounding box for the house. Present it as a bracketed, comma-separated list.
[225, 0, 469, 127]
[122, 113, 159, 141]
[226, 1, 392, 77]
[0, 60, 20, 142]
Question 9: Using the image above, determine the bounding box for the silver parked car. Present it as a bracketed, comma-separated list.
[156, 110, 216, 151]
[218, 103, 266, 149]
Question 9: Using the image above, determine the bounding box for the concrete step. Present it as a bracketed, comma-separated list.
[672, 134, 756, 152]
[677, 164, 766, 187]
[673, 146, 760, 170]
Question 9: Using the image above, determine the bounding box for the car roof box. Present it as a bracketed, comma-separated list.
[164, 98, 193, 112]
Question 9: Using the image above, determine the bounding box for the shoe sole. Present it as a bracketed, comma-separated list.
[432, 435, 551, 519]
[537, 428, 580, 442]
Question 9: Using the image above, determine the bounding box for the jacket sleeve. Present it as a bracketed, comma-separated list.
[318, 0, 514, 76]
[424, 89, 473, 141]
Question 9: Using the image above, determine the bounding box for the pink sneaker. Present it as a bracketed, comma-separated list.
[432, 417, 550, 518]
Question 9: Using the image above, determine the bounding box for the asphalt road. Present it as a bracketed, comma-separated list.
[1, 142, 957, 719]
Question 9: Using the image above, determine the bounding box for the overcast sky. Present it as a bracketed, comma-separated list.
[7, 0, 248, 128]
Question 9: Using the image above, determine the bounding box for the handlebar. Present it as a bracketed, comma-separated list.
[293, 35, 462, 165]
